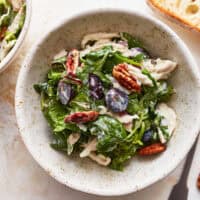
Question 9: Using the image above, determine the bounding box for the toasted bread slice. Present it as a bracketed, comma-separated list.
[147, 0, 200, 33]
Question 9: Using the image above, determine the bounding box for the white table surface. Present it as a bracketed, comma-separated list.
[0, 0, 200, 199]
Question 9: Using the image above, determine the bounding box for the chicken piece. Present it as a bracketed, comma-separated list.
[67, 133, 80, 146]
[80, 138, 97, 158]
[81, 32, 120, 48]
[89, 152, 111, 166]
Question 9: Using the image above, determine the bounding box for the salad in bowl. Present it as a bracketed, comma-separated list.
[0, 0, 26, 62]
[34, 32, 177, 171]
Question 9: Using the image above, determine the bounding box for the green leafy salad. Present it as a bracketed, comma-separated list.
[34, 32, 177, 170]
[0, 0, 26, 61]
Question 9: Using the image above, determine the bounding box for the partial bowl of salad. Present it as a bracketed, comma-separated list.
[15, 10, 200, 196]
[0, 0, 31, 73]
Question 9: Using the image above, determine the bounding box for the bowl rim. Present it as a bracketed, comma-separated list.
[0, 0, 32, 73]
[15, 8, 200, 196]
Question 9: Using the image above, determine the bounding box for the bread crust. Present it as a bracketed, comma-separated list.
[147, 0, 200, 33]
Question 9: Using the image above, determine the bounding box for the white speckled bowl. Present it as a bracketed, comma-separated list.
[0, 0, 31, 73]
[15, 9, 200, 196]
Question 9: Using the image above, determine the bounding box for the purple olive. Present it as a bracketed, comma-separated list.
[105, 88, 128, 113]
[142, 129, 153, 143]
[57, 81, 73, 105]
[89, 74, 104, 100]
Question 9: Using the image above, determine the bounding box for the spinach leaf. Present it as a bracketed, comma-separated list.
[41, 95, 79, 133]
[127, 93, 142, 115]
[83, 46, 113, 60]
[102, 52, 141, 74]
[89, 114, 140, 169]
[121, 32, 144, 48]
[69, 86, 90, 111]
[102, 54, 119, 74]
[78, 47, 113, 85]
[81, 46, 112, 70]
[132, 53, 146, 63]
[34, 82, 48, 94]
[34, 64, 65, 96]
[113, 53, 141, 67]
[90, 115, 127, 153]
[89, 116, 140, 171]
[109, 142, 137, 171]
[50, 132, 68, 151]
[34, 82, 56, 97]
[157, 82, 174, 102]
[93, 71, 112, 87]
[47, 66, 64, 84]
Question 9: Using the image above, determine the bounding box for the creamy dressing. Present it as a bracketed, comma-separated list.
[127, 64, 152, 85]
[157, 128, 167, 144]
[156, 103, 177, 138]
[114, 113, 139, 126]
[108, 76, 131, 94]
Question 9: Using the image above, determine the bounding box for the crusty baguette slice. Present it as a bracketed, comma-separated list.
[147, 0, 200, 33]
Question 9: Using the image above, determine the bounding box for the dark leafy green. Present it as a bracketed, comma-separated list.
[90, 115, 127, 152]
[120, 32, 144, 48]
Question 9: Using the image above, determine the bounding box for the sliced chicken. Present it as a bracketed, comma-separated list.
[127, 64, 152, 85]
[80, 138, 97, 158]
[80, 41, 136, 58]
[67, 133, 80, 155]
[81, 32, 120, 48]
[127, 58, 177, 86]
[79, 137, 111, 166]
[67, 133, 80, 146]
[142, 58, 177, 80]
[88, 152, 111, 166]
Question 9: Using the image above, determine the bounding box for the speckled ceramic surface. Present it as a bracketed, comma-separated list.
[0, 0, 31, 73]
[15, 10, 200, 196]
